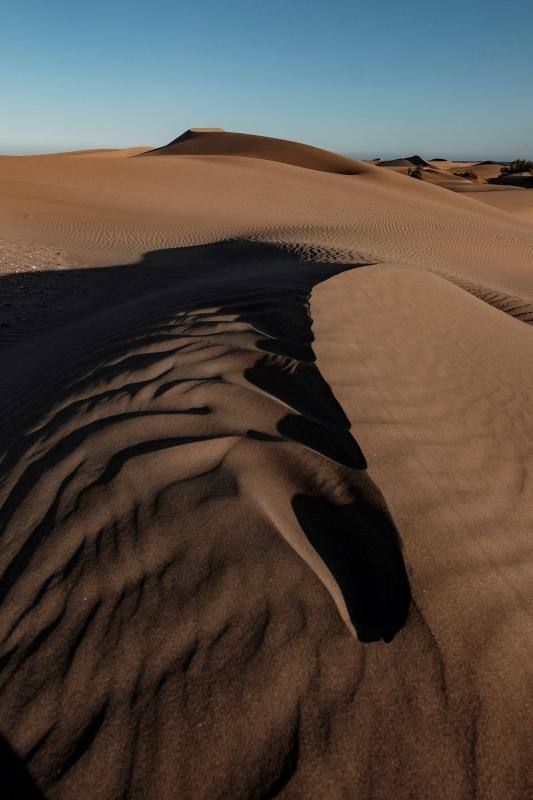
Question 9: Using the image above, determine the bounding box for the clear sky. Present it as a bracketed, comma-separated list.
[1, 0, 532, 159]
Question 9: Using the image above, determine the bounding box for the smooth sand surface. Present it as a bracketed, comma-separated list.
[312, 265, 533, 799]
[471, 188, 533, 223]
[1, 133, 533, 798]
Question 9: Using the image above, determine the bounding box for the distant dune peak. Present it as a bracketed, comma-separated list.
[406, 155, 430, 166]
[376, 154, 431, 169]
[143, 128, 363, 174]
[165, 128, 226, 146]
[179, 127, 226, 138]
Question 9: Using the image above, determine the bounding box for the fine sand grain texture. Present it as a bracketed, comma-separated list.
[311, 265, 533, 799]
[1, 133, 533, 798]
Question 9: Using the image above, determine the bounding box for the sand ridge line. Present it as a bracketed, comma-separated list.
[435, 271, 533, 326]
[143, 128, 363, 174]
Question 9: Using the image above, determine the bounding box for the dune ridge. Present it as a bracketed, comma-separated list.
[1, 132, 533, 798]
[0, 241, 411, 797]
[437, 272, 533, 325]
[143, 128, 363, 174]
[377, 155, 430, 168]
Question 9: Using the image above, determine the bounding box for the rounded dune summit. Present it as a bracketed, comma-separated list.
[143, 128, 363, 174]
[377, 155, 431, 168]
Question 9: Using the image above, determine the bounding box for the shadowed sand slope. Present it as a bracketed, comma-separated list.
[0, 241, 410, 798]
[0, 734, 45, 798]
[143, 128, 363, 173]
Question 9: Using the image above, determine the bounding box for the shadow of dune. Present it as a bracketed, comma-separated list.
[292, 493, 410, 643]
[0, 238, 413, 792]
[0, 239, 410, 647]
[0, 734, 46, 799]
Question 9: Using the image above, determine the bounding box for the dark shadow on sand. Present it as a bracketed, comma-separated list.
[0, 239, 411, 644]
[292, 493, 410, 643]
[0, 734, 46, 799]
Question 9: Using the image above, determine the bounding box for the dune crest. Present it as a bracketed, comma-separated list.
[143, 128, 363, 174]
[377, 155, 430, 168]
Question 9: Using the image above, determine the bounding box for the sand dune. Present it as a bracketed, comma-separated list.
[377, 155, 431, 168]
[0, 241, 410, 797]
[468, 161, 506, 179]
[20, 146, 152, 159]
[1, 133, 533, 798]
[143, 128, 363, 173]
[427, 160, 505, 179]
[1, 145, 533, 295]
[376, 155, 533, 222]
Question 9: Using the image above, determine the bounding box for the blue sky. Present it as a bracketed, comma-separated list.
[1, 0, 531, 159]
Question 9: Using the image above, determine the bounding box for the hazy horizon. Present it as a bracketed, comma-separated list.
[0, 139, 528, 163]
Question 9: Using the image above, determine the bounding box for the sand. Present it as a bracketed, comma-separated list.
[472, 188, 533, 223]
[143, 128, 363, 173]
[376, 156, 533, 222]
[1, 130, 533, 798]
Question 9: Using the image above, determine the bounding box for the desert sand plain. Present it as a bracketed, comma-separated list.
[1, 129, 533, 798]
